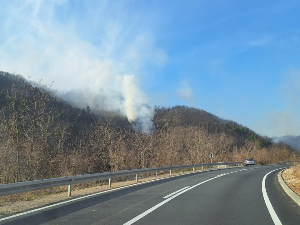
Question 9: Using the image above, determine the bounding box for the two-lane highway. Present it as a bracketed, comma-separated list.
[1, 165, 300, 225]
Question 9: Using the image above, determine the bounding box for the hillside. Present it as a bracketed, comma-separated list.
[0, 71, 297, 184]
[153, 106, 272, 147]
[273, 136, 300, 151]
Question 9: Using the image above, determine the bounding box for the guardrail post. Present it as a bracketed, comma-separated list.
[68, 184, 71, 197]
[109, 178, 111, 188]
[136, 174, 138, 183]
[156, 171, 158, 177]
[0, 161, 245, 198]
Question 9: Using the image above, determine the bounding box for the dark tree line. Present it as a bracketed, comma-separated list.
[0, 71, 298, 184]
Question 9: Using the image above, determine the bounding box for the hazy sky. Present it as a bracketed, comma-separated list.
[1, 0, 300, 137]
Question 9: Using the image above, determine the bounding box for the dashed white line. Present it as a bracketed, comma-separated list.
[124, 169, 246, 225]
[0, 168, 245, 223]
[0, 175, 190, 222]
[123, 176, 218, 225]
[163, 186, 190, 199]
[125, 167, 284, 225]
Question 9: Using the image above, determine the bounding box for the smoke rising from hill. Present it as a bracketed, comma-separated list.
[59, 60, 154, 133]
[253, 71, 300, 137]
[272, 135, 300, 150]
[0, 1, 166, 133]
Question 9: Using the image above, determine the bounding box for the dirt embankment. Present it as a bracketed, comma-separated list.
[282, 164, 300, 197]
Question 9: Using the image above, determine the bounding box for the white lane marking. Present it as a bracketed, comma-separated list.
[0, 175, 190, 222]
[216, 173, 226, 178]
[0, 168, 245, 223]
[0, 185, 135, 222]
[125, 167, 282, 225]
[262, 168, 284, 225]
[163, 186, 190, 199]
[124, 171, 237, 225]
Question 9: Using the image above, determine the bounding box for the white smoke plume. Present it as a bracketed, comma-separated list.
[177, 81, 195, 106]
[59, 60, 154, 133]
[254, 71, 300, 137]
[0, 1, 165, 133]
[122, 75, 139, 122]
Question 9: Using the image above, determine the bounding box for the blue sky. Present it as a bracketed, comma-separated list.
[1, 0, 300, 137]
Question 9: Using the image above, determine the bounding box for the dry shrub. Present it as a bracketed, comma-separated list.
[282, 163, 300, 197]
[0, 187, 67, 204]
[292, 164, 300, 178]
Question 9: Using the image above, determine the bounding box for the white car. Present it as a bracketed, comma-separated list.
[244, 158, 255, 166]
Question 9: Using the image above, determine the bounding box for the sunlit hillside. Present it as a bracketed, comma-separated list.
[0, 71, 298, 184]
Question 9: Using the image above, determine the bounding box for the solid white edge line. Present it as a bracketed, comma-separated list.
[0, 170, 203, 222]
[124, 167, 248, 225]
[163, 186, 190, 199]
[0, 167, 244, 222]
[124, 166, 284, 225]
[262, 168, 284, 225]
[123, 177, 217, 225]
[0, 175, 187, 222]
[124, 168, 247, 225]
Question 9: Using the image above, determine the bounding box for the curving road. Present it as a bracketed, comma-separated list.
[1, 164, 300, 225]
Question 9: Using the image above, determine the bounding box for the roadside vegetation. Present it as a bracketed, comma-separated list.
[0, 71, 299, 185]
[0, 166, 232, 216]
[282, 164, 300, 197]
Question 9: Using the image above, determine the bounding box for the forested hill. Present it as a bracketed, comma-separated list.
[0, 71, 296, 184]
[272, 135, 300, 151]
[153, 106, 271, 147]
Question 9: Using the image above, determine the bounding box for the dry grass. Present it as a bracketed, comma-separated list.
[282, 164, 300, 197]
[0, 180, 137, 217]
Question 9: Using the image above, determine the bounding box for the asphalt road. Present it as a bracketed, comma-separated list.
[1, 164, 300, 225]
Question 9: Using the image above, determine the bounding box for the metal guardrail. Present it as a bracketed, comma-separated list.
[0, 162, 243, 197]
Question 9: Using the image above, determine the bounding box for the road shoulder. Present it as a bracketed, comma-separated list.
[278, 169, 300, 207]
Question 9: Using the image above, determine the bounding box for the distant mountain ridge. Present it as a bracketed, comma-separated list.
[272, 136, 300, 150]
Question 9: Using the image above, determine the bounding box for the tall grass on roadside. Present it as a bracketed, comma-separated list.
[292, 164, 300, 178]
